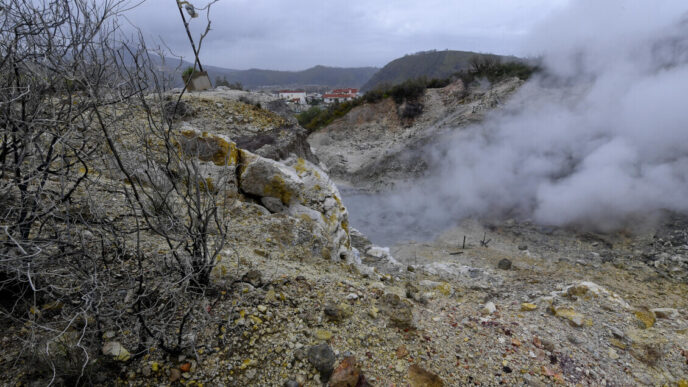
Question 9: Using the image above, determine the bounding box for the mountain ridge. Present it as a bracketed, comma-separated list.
[160, 57, 379, 89]
[361, 49, 523, 91]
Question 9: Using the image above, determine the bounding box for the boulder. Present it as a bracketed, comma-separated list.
[379, 293, 415, 328]
[408, 364, 444, 387]
[481, 302, 497, 315]
[172, 89, 317, 163]
[350, 227, 373, 252]
[102, 341, 131, 362]
[552, 306, 586, 327]
[497, 258, 512, 270]
[307, 343, 336, 382]
[324, 303, 353, 322]
[559, 281, 630, 309]
[330, 356, 362, 387]
[239, 151, 304, 205]
[240, 155, 352, 261]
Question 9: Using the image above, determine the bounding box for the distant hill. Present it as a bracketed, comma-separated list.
[154, 56, 378, 90]
[361, 50, 522, 91]
[205, 65, 379, 90]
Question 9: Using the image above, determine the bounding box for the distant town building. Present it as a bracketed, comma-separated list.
[331, 88, 359, 95]
[322, 88, 359, 104]
[278, 90, 306, 104]
[306, 93, 322, 104]
[322, 93, 355, 103]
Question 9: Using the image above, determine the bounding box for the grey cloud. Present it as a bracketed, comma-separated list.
[122, 0, 567, 70]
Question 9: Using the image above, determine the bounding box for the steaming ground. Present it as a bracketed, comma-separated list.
[343, 1, 688, 246]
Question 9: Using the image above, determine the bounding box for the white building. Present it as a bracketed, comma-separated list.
[322, 88, 359, 104]
[278, 90, 306, 104]
[331, 88, 359, 96]
[322, 93, 355, 103]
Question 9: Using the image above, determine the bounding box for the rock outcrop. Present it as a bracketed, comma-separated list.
[239, 152, 352, 261]
[308, 78, 523, 191]
[175, 126, 353, 284]
[165, 89, 317, 164]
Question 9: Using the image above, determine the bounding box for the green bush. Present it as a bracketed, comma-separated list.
[215, 76, 243, 90]
[362, 76, 447, 106]
[427, 77, 451, 89]
[388, 78, 427, 103]
[363, 88, 385, 103]
[182, 66, 195, 78]
[460, 56, 539, 84]
[296, 106, 323, 127]
[297, 100, 362, 132]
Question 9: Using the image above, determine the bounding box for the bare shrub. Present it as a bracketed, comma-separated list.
[0, 0, 228, 384]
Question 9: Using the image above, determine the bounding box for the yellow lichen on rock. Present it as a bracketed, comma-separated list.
[552, 306, 588, 327]
[239, 359, 257, 370]
[208, 135, 236, 166]
[634, 308, 656, 329]
[264, 175, 293, 204]
[333, 195, 343, 209]
[181, 129, 196, 138]
[436, 282, 452, 296]
[201, 177, 216, 193]
[177, 130, 239, 166]
[566, 284, 598, 299]
[299, 213, 314, 222]
[609, 338, 626, 350]
[315, 329, 333, 341]
[293, 157, 307, 175]
[341, 219, 349, 233]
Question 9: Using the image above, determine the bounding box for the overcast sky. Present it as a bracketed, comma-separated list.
[123, 0, 570, 71]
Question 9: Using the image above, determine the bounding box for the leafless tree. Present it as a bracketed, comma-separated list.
[468, 54, 501, 74]
[0, 0, 229, 384]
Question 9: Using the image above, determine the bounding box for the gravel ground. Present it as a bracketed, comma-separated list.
[50, 216, 684, 386]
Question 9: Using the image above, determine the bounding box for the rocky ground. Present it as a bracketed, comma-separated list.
[37, 214, 685, 386]
[3, 86, 687, 387]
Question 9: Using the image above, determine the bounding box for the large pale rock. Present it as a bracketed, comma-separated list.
[481, 302, 497, 315]
[239, 151, 304, 205]
[551, 306, 587, 327]
[240, 154, 352, 261]
[562, 281, 630, 309]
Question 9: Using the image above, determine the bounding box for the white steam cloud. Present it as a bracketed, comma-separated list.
[345, 0, 688, 244]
